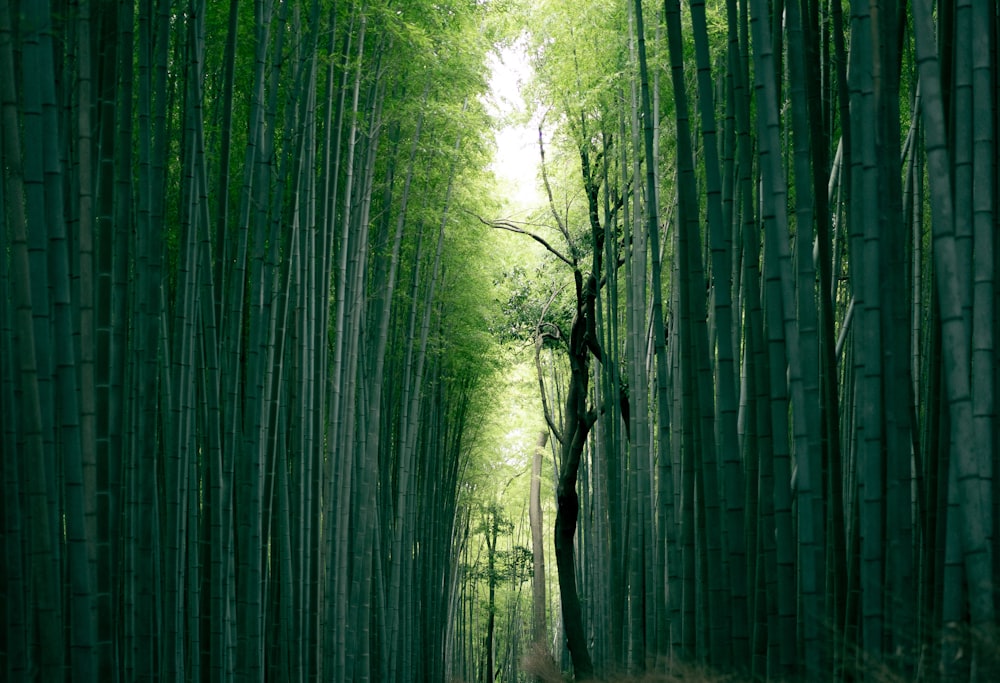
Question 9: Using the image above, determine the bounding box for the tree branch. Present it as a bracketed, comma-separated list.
[538, 122, 573, 248]
[469, 212, 576, 269]
[534, 290, 564, 444]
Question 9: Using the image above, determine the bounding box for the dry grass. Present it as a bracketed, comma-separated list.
[519, 642, 567, 682]
[520, 642, 746, 683]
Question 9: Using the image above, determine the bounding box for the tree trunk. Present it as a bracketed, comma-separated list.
[553, 300, 597, 681]
[530, 430, 550, 648]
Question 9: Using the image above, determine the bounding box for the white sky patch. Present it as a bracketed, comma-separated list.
[486, 40, 542, 215]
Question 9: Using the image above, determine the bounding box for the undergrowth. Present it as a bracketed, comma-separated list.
[511, 624, 1000, 683]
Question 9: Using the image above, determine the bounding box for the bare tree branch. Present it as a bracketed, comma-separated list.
[468, 211, 576, 268]
[534, 289, 564, 444]
[538, 123, 572, 247]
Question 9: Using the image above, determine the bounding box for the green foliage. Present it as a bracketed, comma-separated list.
[466, 504, 534, 585]
[524, 0, 629, 127]
[462, 545, 534, 584]
[491, 264, 573, 346]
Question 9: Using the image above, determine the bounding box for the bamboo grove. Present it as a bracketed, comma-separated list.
[1, 1, 999, 683]
[1, 0, 507, 681]
[487, 0, 999, 680]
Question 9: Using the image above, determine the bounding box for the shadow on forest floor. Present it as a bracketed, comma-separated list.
[507, 626, 1000, 683]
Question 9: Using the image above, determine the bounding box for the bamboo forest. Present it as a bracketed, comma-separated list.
[1, 0, 999, 681]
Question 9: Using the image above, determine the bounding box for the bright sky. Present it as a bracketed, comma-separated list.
[486, 40, 542, 216]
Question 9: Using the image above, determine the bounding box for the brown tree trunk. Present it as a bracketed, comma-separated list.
[530, 430, 549, 647]
[554, 272, 598, 681]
